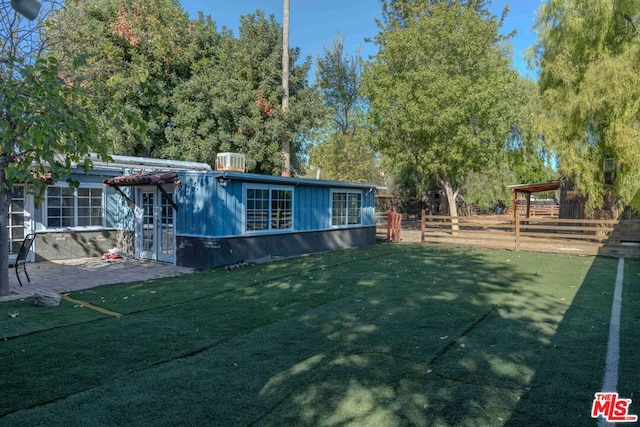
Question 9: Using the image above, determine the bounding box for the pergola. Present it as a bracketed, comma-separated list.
[506, 180, 562, 218]
[103, 171, 180, 211]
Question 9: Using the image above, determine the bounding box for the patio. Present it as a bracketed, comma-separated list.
[0, 257, 194, 302]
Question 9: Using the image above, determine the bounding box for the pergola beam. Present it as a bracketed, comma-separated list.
[507, 180, 562, 219]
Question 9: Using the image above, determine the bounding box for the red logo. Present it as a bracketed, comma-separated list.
[592, 392, 638, 422]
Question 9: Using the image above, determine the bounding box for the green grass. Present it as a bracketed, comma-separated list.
[0, 245, 633, 426]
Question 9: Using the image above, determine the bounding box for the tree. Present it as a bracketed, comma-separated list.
[49, 3, 321, 174]
[533, 0, 640, 214]
[309, 33, 380, 183]
[162, 10, 322, 174]
[462, 77, 555, 211]
[0, 1, 108, 295]
[363, 0, 520, 222]
[461, 156, 518, 211]
[47, 0, 192, 157]
[316, 33, 364, 135]
[309, 131, 380, 183]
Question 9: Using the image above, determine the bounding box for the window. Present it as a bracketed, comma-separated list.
[8, 186, 25, 253]
[77, 188, 104, 226]
[46, 186, 104, 228]
[246, 186, 293, 232]
[332, 190, 362, 226]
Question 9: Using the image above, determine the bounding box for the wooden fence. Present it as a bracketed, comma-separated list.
[505, 204, 559, 218]
[419, 212, 640, 257]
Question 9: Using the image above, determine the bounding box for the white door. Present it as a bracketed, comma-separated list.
[136, 187, 175, 263]
[157, 190, 175, 263]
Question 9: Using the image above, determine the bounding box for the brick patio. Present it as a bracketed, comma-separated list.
[0, 257, 194, 302]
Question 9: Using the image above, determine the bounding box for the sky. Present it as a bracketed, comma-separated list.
[179, 0, 543, 80]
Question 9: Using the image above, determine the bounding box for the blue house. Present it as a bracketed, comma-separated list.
[12, 155, 378, 269]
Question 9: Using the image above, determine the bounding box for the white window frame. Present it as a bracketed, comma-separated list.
[243, 184, 294, 234]
[44, 184, 106, 230]
[331, 189, 363, 228]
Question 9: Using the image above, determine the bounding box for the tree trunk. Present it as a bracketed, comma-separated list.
[0, 156, 12, 296]
[440, 179, 459, 232]
[281, 0, 291, 176]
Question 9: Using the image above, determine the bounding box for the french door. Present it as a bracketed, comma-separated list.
[136, 187, 175, 263]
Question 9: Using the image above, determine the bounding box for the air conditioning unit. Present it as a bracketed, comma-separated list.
[216, 153, 245, 172]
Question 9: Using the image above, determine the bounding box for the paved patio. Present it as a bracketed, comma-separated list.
[0, 257, 194, 302]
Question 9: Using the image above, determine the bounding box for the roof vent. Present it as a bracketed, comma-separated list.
[216, 153, 245, 172]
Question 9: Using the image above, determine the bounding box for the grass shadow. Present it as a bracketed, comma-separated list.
[0, 245, 625, 426]
[503, 255, 622, 426]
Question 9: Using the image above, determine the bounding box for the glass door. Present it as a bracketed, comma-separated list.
[136, 187, 175, 263]
[140, 190, 156, 260]
[157, 191, 174, 263]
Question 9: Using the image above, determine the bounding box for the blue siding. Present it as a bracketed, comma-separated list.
[215, 180, 244, 237]
[296, 185, 330, 230]
[363, 191, 375, 226]
[175, 173, 217, 236]
[105, 186, 133, 229]
[175, 171, 377, 238]
[30, 166, 377, 238]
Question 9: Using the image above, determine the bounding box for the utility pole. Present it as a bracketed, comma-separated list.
[281, 0, 291, 176]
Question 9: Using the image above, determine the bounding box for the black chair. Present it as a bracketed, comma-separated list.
[8, 233, 36, 287]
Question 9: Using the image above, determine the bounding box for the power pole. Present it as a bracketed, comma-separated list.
[281, 0, 291, 176]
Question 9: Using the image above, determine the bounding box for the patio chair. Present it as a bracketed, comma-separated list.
[8, 233, 36, 287]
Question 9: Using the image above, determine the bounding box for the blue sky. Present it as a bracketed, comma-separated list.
[179, 1, 542, 79]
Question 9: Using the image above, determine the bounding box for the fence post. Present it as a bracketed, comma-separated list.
[515, 214, 520, 251]
[387, 210, 391, 243]
[421, 209, 426, 244]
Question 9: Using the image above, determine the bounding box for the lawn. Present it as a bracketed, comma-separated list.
[0, 245, 636, 426]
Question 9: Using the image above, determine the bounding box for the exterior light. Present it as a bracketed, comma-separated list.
[11, 0, 41, 20]
[604, 158, 615, 185]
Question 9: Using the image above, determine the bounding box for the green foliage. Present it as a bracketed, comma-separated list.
[364, 0, 520, 214]
[48, 0, 192, 156]
[0, 3, 108, 295]
[0, 57, 105, 186]
[378, 158, 435, 198]
[310, 32, 380, 183]
[162, 11, 322, 174]
[628, 189, 640, 215]
[462, 78, 556, 210]
[315, 33, 363, 134]
[308, 131, 380, 183]
[534, 0, 640, 213]
[48, 3, 323, 174]
[461, 155, 517, 210]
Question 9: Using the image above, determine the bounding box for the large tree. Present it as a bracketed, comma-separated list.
[363, 0, 520, 220]
[163, 10, 322, 174]
[48, 2, 321, 174]
[533, 0, 640, 214]
[462, 77, 555, 210]
[0, 1, 108, 296]
[309, 33, 379, 183]
[47, 0, 192, 157]
[316, 33, 364, 135]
